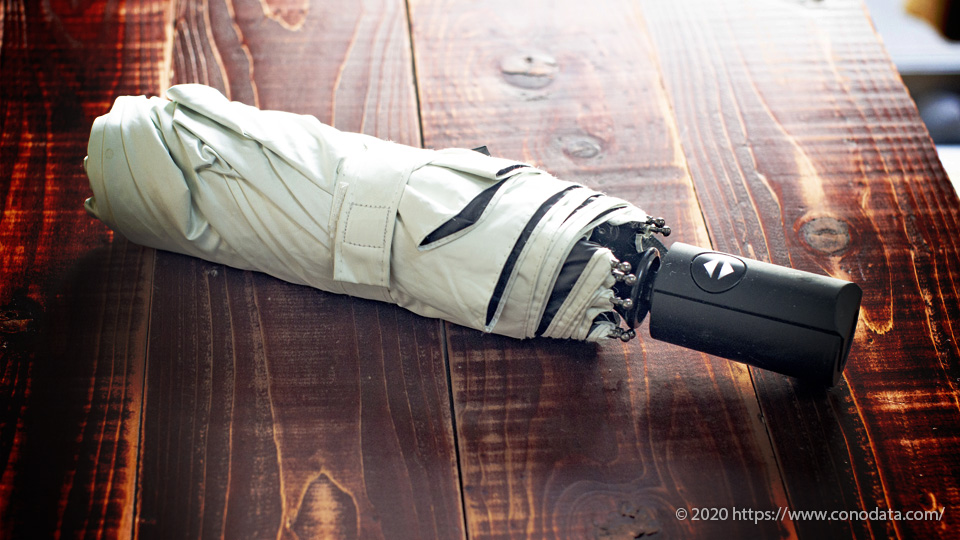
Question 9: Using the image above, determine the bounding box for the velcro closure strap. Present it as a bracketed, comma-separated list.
[333, 139, 436, 287]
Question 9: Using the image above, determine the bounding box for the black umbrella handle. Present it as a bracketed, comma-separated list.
[646, 242, 862, 386]
[595, 227, 863, 386]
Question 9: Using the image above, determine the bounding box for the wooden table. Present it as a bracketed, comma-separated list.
[1, 0, 958, 538]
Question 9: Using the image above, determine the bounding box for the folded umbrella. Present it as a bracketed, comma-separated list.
[84, 84, 862, 385]
[83, 84, 648, 341]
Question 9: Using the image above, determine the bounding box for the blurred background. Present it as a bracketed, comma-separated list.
[867, 0, 960, 193]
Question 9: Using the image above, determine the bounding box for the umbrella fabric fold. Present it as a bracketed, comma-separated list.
[84, 84, 648, 341]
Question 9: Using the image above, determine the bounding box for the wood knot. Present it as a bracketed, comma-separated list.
[288, 473, 358, 539]
[561, 134, 602, 159]
[0, 311, 32, 334]
[595, 502, 660, 539]
[799, 216, 850, 255]
[554, 132, 603, 160]
[0, 292, 39, 335]
[263, 0, 310, 30]
[500, 53, 558, 89]
[0, 292, 41, 351]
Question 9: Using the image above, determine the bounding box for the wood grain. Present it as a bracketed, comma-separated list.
[408, 0, 796, 537]
[642, 0, 960, 536]
[3, 0, 958, 538]
[137, 258, 463, 539]
[0, 0, 166, 537]
[134, 1, 464, 538]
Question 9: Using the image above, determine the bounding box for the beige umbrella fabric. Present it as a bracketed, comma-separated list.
[84, 84, 649, 341]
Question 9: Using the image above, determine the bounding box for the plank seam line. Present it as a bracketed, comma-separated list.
[131, 246, 157, 540]
[634, 12, 714, 251]
[403, 0, 468, 530]
[403, 0, 426, 150]
[440, 322, 469, 540]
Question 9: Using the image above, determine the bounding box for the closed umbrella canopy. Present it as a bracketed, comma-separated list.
[84, 84, 649, 341]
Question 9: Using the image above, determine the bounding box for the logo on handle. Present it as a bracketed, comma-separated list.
[691, 252, 747, 293]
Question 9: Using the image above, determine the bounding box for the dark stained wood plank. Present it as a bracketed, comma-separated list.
[0, 0, 167, 537]
[1, 241, 154, 539]
[134, 1, 464, 538]
[408, 0, 796, 537]
[642, 0, 960, 537]
[138, 260, 463, 539]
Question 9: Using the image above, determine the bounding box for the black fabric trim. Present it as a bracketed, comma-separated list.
[496, 163, 527, 177]
[419, 178, 509, 246]
[588, 207, 621, 225]
[560, 195, 624, 231]
[485, 186, 581, 326]
[471, 145, 491, 156]
[535, 238, 601, 336]
[562, 195, 600, 223]
[534, 205, 631, 334]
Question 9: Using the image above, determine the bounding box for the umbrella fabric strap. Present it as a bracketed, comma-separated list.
[331, 140, 437, 288]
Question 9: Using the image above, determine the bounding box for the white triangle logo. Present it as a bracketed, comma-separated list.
[703, 256, 736, 279]
[703, 258, 720, 277]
